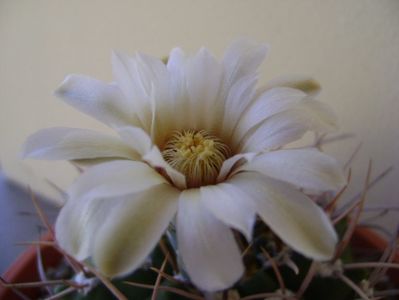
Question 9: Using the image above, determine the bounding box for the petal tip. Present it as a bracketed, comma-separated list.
[312, 233, 338, 262]
[20, 132, 42, 159]
[54, 74, 77, 97]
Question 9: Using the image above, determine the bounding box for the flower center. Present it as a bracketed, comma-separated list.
[162, 130, 230, 188]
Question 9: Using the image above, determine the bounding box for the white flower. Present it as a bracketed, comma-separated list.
[22, 39, 346, 292]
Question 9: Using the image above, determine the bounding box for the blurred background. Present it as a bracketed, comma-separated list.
[1, 0, 398, 272]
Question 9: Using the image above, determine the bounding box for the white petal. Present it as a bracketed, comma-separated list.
[135, 53, 175, 142]
[93, 184, 179, 276]
[222, 38, 269, 93]
[134, 52, 171, 99]
[118, 126, 152, 155]
[111, 52, 152, 131]
[185, 48, 223, 131]
[55, 74, 139, 128]
[240, 149, 346, 191]
[111, 51, 141, 105]
[233, 87, 307, 144]
[177, 190, 244, 292]
[166, 48, 189, 130]
[221, 74, 258, 138]
[201, 184, 256, 241]
[22, 127, 138, 161]
[239, 111, 308, 153]
[55, 194, 115, 260]
[229, 172, 338, 260]
[112, 51, 173, 136]
[118, 128, 187, 189]
[298, 98, 338, 131]
[167, 48, 186, 80]
[217, 152, 256, 182]
[143, 146, 186, 189]
[258, 75, 321, 96]
[239, 98, 337, 152]
[167, 47, 186, 100]
[69, 160, 167, 200]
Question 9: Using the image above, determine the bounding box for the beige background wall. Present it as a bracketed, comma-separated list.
[1, 1, 398, 229]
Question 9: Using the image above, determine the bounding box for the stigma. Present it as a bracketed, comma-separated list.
[162, 130, 230, 188]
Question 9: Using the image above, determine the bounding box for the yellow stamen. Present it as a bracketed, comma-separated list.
[162, 130, 230, 188]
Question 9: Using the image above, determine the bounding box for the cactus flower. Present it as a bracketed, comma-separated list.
[22, 39, 345, 292]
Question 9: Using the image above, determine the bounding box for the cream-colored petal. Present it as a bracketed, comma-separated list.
[112, 51, 175, 136]
[233, 87, 307, 144]
[240, 149, 346, 191]
[222, 38, 269, 94]
[118, 127, 187, 189]
[55, 194, 115, 260]
[239, 111, 307, 153]
[220, 39, 268, 137]
[185, 48, 223, 131]
[239, 99, 337, 152]
[68, 160, 167, 200]
[177, 189, 244, 292]
[134, 52, 171, 99]
[217, 152, 256, 182]
[167, 48, 186, 88]
[22, 127, 138, 161]
[258, 75, 321, 96]
[93, 184, 179, 276]
[298, 98, 338, 131]
[143, 146, 186, 189]
[111, 51, 152, 131]
[229, 172, 338, 260]
[201, 184, 256, 241]
[118, 126, 152, 155]
[166, 47, 189, 131]
[55, 74, 139, 128]
[112, 51, 176, 143]
[136, 53, 176, 142]
[221, 74, 258, 139]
